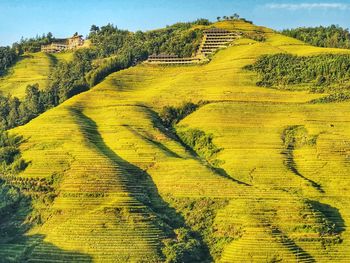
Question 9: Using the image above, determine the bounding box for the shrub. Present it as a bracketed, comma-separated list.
[281, 25, 350, 49]
[0, 131, 26, 175]
[160, 102, 200, 127]
[247, 53, 350, 89]
[162, 227, 205, 263]
[177, 128, 221, 161]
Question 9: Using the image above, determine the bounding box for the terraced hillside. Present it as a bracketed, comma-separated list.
[2, 20, 350, 262]
[0, 52, 71, 99]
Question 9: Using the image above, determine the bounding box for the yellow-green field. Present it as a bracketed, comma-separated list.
[3, 21, 350, 262]
[0, 51, 72, 99]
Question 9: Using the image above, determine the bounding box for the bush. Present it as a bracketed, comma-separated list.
[281, 25, 350, 49]
[310, 92, 350, 103]
[0, 131, 26, 175]
[0, 46, 18, 75]
[160, 102, 199, 127]
[162, 227, 205, 263]
[177, 128, 221, 161]
[247, 53, 350, 92]
[87, 55, 131, 86]
[0, 180, 21, 216]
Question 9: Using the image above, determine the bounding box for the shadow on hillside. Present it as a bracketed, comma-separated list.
[122, 124, 183, 158]
[0, 179, 92, 262]
[270, 226, 316, 263]
[128, 119, 250, 186]
[143, 106, 251, 186]
[309, 200, 345, 234]
[282, 149, 324, 193]
[70, 108, 213, 262]
[46, 53, 59, 66]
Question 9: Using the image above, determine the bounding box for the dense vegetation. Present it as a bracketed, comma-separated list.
[0, 180, 21, 218]
[160, 102, 200, 127]
[246, 53, 350, 94]
[165, 197, 231, 261]
[14, 32, 55, 53]
[0, 47, 18, 76]
[0, 131, 26, 175]
[88, 20, 209, 59]
[178, 129, 221, 163]
[281, 25, 350, 49]
[159, 102, 222, 167]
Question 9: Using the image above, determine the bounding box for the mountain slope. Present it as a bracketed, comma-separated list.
[4, 20, 350, 262]
[0, 52, 72, 99]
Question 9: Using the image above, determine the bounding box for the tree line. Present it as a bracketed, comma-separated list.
[246, 53, 350, 91]
[88, 20, 210, 59]
[14, 32, 55, 53]
[281, 25, 350, 49]
[0, 47, 18, 76]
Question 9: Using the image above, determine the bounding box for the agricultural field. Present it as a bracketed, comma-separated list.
[0, 51, 72, 99]
[1, 20, 350, 262]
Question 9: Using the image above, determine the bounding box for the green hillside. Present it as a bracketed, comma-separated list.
[0, 52, 72, 99]
[1, 20, 350, 262]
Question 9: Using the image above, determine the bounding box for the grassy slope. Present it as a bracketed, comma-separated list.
[5, 21, 350, 262]
[0, 52, 72, 99]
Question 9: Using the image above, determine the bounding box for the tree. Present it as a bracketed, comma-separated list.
[90, 25, 100, 33]
[217, 16, 221, 21]
[24, 84, 42, 116]
[47, 32, 53, 41]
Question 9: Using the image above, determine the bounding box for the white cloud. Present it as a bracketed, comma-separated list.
[266, 2, 350, 10]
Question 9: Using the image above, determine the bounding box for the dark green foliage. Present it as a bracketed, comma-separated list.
[49, 48, 95, 103]
[247, 53, 350, 92]
[159, 102, 222, 165]
[160, 102, 199, 127]
[0, 49, 98, 130]
[162, 227, 205, 263]
[0, 84, 52, 130]
[15, 32, 55, 53]
[88, 22, 205, 59]
[0, 131, 27, 175]
[243, 31, 266, 42]
[88, 24, 131, 58]
[281, 25, 350, 49]
[0, 46, 18, 75]
[165, 197, 231, 261]
[0, 180, 21, 217]
[86, 53, 134, 87]
[178, 129, 221, 161]
[310, 92, 350, 104]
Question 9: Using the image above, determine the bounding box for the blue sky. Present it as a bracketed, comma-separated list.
[0, 0, 349, 46]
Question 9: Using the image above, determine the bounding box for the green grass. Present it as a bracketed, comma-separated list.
[0, 51, 73, 99]
[2, 20, 350, 262]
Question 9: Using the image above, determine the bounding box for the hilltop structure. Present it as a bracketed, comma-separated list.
[41, 34, 84, 53]
[146, 28, 240, 65]
[197, 28, 239, 56]
[147, 54, 201, 64]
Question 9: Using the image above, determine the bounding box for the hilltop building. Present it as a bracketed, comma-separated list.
[146, 28, 240, 65]
[41, 34, 84, 53]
